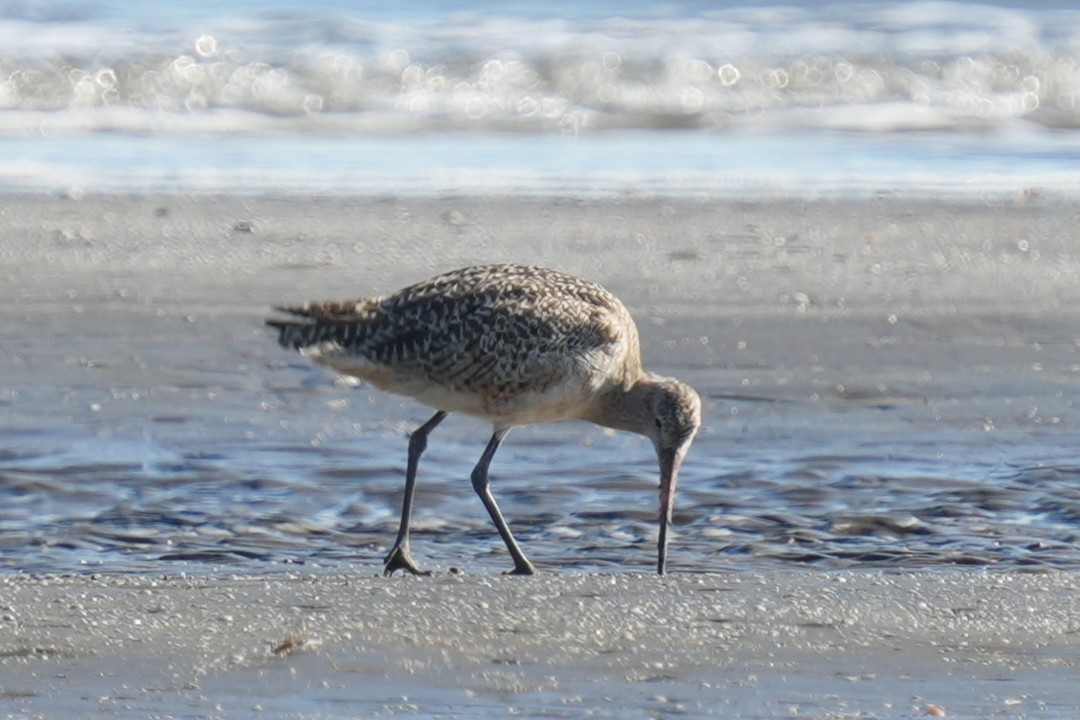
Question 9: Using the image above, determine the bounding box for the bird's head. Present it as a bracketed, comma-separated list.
[645, 378, 701, 575]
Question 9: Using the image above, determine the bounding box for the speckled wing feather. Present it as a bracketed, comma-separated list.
[267, 264, 642, 401]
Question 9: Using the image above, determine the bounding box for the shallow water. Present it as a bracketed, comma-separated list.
[4, 198, 1080, 576]
[4, 352, 1080, 576]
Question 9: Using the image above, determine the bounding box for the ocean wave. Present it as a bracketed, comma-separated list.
[1, 2, 1079, 135]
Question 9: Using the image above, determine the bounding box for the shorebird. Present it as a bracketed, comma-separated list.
[267, 264, 701, 575]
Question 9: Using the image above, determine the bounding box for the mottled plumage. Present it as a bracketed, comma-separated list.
[268, 264, 701, 575]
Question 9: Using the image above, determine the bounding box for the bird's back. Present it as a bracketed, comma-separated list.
[268, 264, 643, 424]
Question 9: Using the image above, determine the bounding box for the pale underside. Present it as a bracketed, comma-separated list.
[307, 342, 620, 428]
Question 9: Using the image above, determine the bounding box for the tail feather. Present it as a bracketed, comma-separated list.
[266, 317, 321, 350]
[267, 298, 376, 350]
[271, 304, 314, 318]
[272, 299, 376, 320]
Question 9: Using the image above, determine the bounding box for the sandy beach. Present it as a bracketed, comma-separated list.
[3, 193, 1080, 717]
[2, 571, 1079, 719]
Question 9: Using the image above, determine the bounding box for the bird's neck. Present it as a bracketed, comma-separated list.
[585, 376, 655, 437]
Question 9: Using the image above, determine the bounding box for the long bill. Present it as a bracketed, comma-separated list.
[657, 447, 683, 575]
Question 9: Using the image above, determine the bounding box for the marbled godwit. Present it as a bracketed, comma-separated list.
[267, 264, 701, 575]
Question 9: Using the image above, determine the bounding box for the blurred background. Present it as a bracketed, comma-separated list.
[2, 0, 1079, 198]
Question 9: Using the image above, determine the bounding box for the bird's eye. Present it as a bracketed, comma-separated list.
[654, 418, 663, 430]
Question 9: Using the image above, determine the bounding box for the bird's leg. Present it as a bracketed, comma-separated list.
[384, 410, 447, 576]
[471, 429, 537, 575]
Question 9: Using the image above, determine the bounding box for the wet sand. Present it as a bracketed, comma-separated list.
[3, 192, 1080, 716]
[2, 571, 1079, 718]
[5, 192, 1080, 573]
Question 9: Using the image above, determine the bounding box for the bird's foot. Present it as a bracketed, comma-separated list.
[383, 545, 431, 577]
[503, 560, 537, 576]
